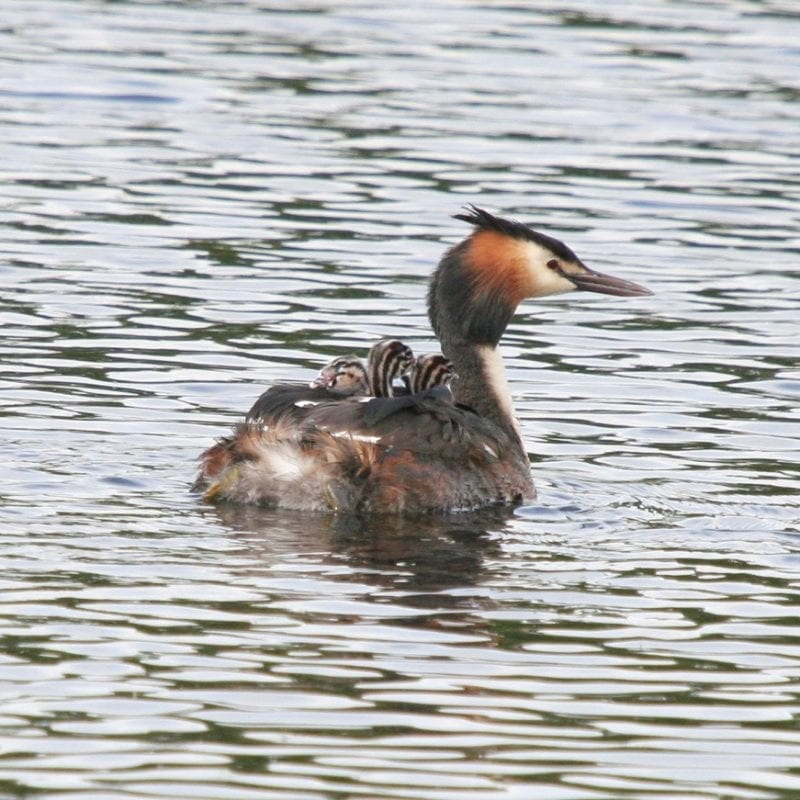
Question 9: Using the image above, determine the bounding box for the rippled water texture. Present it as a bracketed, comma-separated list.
[2, 1, 800, 798]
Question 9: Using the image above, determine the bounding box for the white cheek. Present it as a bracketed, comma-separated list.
[522, 241, 577, 297]
[535, 267, 577, 296]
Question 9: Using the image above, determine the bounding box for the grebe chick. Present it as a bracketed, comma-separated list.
[246, 340, 412, 426]
[366, 353, 455, 425]
[404, 353, 455, 395]
[195, 206, 651, 513]
[367, 338, 414, 397]
[309, 340, 413, 398]
[310, 355, 369, 396]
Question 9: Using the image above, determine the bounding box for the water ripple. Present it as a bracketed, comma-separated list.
[2, 1, 800, 798]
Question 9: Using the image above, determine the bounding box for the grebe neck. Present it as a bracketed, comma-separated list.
[445, 339, 524, 450]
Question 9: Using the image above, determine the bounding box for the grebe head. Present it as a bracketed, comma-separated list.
[407, 353, 455, 394]
[429, 205, 652, 347]
[310, 355, 369, 396]
[367, 338, 415, 397]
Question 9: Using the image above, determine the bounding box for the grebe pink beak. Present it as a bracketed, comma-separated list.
[310, 371, 335, 390]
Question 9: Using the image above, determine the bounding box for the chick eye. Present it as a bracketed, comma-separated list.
[547, 259, 560, 270]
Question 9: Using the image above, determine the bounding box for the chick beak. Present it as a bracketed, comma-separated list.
[309, 370, 335, 390]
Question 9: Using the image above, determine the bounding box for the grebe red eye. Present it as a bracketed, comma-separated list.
[547, 259, 569, 279]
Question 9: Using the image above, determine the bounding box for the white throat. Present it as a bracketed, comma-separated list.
[476, 345, 522, 439]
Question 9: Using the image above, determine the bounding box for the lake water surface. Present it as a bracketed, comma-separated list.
[2, 1, 800, 798]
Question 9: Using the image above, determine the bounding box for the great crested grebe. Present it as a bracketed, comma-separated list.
[194, 206, 651, 513]
[366, 339, 415, 397]
[310, 355, 369, 395]
[309, 339, 414, 399]
[404, 353, 455, 396]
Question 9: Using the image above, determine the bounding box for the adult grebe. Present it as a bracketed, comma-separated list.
[194, 206, 651, 513]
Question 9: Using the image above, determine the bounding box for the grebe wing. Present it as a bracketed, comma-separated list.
[300, 392, 508, 458]
[359, 386, 456, 425]
[246, 383, 348, 425]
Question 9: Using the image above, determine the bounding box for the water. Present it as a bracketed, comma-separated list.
[2, 1, 800, 797]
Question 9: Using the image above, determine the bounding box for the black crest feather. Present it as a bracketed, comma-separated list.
[454, 205, 578, 262]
